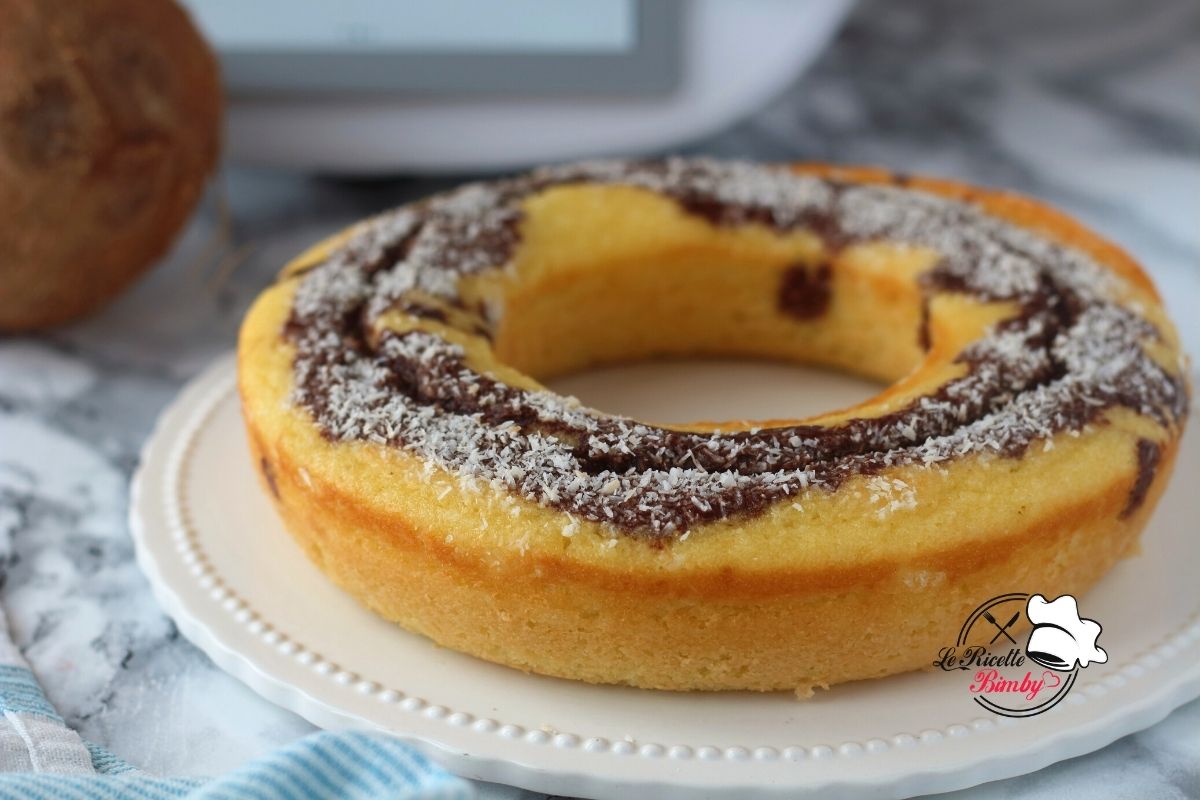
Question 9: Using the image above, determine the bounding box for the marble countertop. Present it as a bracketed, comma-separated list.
[2, 0, 1197, 797]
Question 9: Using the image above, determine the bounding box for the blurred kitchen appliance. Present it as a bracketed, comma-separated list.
[182, 0, 855, 173]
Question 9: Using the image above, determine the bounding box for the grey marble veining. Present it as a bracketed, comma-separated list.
[1, 0, 1198, 797]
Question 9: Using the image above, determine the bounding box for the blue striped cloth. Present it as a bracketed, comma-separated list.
[0, 610, 473, 800]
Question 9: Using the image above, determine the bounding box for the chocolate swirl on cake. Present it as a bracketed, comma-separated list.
[283, 159, 1187, 540]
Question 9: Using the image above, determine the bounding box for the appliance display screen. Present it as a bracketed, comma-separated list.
[180, 0, 678, 96]
[184, 0, 634, 53]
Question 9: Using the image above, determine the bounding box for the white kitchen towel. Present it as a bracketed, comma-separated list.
[0, 606, 472, 799]
[0, 604, 96, 777]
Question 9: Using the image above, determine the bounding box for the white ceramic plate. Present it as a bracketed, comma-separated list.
[130, 354, 1200, 799]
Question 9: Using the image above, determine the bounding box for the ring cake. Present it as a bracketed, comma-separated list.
[238, 160, 1189, 692]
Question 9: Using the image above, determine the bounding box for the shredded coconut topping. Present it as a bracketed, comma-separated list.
[281, 159, 1187, 540]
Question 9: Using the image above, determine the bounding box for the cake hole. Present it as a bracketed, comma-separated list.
[546, 359, 883, 426]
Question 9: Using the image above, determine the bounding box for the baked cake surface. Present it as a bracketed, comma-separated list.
[238, 160, 1188, 692]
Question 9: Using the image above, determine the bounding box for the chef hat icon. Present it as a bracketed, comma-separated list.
[1024, 594, 1107, 671]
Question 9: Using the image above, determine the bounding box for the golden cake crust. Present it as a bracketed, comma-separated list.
[238, 163, 1187, 692]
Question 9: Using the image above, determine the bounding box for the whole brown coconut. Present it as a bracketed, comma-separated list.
[0, 0, 221, 331]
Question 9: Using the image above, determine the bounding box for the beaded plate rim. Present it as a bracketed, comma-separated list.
[130, 354, 1200, 799]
